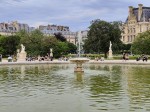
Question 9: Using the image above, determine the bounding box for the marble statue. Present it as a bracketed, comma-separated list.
[17, 44, 27, 61]
[50, 48, 53, 57]
[108, 41, 113, 59]
[109, 41, 112, 50]
[21, 44, 25, 52]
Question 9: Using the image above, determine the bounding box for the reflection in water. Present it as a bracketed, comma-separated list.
[125, 66, 150, 111]
[0, 64, 150, 112]
[75, 72, 84, 82]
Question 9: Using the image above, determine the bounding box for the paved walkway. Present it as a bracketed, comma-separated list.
[0, 59, 150, 65]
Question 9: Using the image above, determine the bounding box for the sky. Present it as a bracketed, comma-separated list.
[0, 0, 150, 31]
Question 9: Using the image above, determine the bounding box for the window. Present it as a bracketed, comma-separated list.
[128, 36, 130, 42]
[131, 35, 132, 42]
[140, 25, 142, 32]
[133, 28, 135, 33]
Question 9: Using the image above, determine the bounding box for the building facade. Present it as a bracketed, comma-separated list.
[121, 4, 150, 44]
[0, 21, 34, 35]
[39, 24, 76, 44]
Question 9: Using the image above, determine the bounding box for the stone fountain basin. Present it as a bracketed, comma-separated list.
[69, 58, 89, 72]
[69, 58, 89, 63]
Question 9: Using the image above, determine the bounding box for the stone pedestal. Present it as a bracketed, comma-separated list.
[108, 50, 113, 59]
[17, 52, 27, 61]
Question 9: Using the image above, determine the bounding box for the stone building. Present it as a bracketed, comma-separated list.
[39, 24, 76, 44]
[0, 21, 34, 35]
[121, 4, 150, 44]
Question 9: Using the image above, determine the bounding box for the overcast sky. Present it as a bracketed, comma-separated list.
[0, 0, 150, 31]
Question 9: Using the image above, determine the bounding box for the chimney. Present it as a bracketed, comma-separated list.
[138, 4, 143, 21]
[129, 6, 133, 18]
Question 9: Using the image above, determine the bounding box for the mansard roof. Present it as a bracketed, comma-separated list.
[125, 6, 150, 23]
[134, 7, 150, 22]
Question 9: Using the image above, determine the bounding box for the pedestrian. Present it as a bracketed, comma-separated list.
[122, 53, 126, 60]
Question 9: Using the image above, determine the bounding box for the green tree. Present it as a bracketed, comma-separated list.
[18, 29, 44, 56]
[84, 20, 122, 58]
[40, 36, 59, 56]
[121, 44, 131, 53]
[54, 32, 66, 42]
[0, 35, 6, 55]
[0, 35, 20, 56]
[57, 42, 69, 55]
[67, 42, 77, 54]
[132, 30, 150, 54]
[15, 29, 77, 58]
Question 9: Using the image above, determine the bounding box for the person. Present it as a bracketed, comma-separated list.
[50, 56, 53, 61]
[8, 55, 12, 62]
[122, 53, 126, 60]
[142, 55, 148, 62]
[136, 56, 141, 61]
[125, 53, 129, 60]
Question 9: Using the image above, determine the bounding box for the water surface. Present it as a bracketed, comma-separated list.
[0, 64, 150, 112]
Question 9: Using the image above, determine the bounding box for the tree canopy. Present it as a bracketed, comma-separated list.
[132, 30, 150, 54]
[0, 29, 77, 58]
[84, 20, 122, 57]
[0, 35, 20, 56]
[54, 32, 66, 42]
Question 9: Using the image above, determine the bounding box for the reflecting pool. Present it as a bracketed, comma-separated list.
[0, 64, 150, 112]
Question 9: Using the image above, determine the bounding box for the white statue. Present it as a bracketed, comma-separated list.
[17, 44, 27, 62]
[21, 44, 25, 52]
[50, 48, 53, 57]
[108, 41, 113, 58]
[109, 41, 112, 50]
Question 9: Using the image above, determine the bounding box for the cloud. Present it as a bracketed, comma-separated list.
[0, 0, 150, 31]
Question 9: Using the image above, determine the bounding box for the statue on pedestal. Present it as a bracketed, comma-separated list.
[109, 41, 112, 50]
[17, 44, 27, 62]
[21, 44, 25, 53]
[50, 48, 53, 61]
[108, 41, 113, 59]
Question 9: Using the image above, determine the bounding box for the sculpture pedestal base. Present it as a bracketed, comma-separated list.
[108, 50, 113, 59]
[17, 52, 27, 62]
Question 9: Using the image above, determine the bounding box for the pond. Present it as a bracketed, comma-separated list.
[0, 64, 150, 112]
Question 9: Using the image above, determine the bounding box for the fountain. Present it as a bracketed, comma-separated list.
[70, 31, 89, 72]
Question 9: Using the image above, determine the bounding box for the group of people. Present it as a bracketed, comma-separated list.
[95, 57, 104, 61]
[58, 57, 69, 61]
[122, 53, 148, 62]
[38, 56, 53, 61]
[26, 55, 54, 61]
[136, 54, 148, 62]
